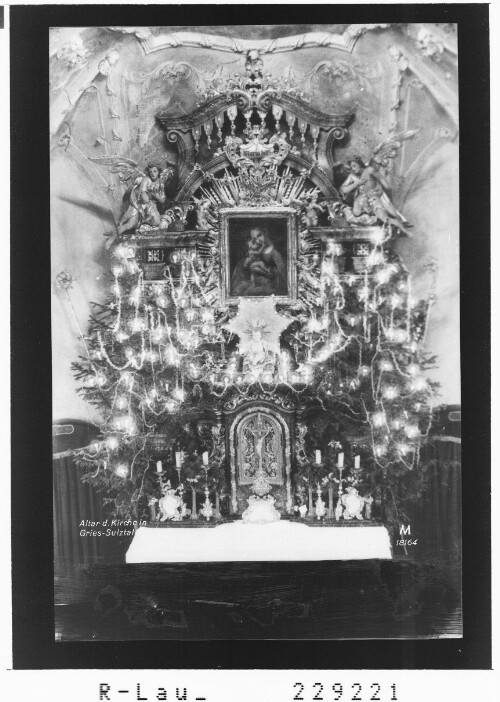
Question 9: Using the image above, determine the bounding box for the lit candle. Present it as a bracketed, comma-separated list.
[202, 451, 209, 466]
[156, 460, 163, 473]
[175, 451, 182, 468]
[315, 450, 322, 465]
[354, 455, 360, 469]
[338, 452, 344, 468]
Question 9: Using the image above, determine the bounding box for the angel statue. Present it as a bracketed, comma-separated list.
[90, 156, 175, 237]
[335, 129, 420, 235]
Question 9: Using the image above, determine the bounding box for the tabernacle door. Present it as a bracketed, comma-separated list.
[228, 405, 293, 514]
[237, 411, 284, 487]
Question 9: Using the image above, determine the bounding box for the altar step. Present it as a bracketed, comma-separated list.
[55, 560, 462, 641]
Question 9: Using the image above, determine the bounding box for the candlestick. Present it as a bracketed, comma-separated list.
[315, 450, 322, 465]
[202, 451, 209, 466]
[335, 462, 345, 522]
[156, 460, 163, 473]
[175, 451, 182, 469]
[354, 455, 360, 469]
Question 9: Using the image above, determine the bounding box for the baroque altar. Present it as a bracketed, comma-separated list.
[72, 49, 437, 561]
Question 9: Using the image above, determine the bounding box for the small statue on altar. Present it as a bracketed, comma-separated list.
[341, 486, 365, 520]
[315, 492, 327, 520]
[158, 482, 183, 521]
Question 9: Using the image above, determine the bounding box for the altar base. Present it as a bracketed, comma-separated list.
[126, 520, 392, 563]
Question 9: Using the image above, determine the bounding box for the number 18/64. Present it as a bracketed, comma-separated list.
[293, 682, 398, 701]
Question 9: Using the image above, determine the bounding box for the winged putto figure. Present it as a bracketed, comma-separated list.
[334, 129, 420, 235]
[91, 156, 175, 236]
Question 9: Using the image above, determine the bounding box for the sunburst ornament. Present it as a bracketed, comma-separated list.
[223, 297, 293, 357]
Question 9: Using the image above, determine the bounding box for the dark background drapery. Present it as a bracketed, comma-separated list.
[405, 438, 461, 565]
[53, 421, 106, 576]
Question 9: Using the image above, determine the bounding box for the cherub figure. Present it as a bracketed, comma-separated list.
[336, 129, 420, 235]
[194, 197, 214, 231]
[245, 49, 264, 87]
[302, 192, 325, 228]
[90, 156, 174, 237]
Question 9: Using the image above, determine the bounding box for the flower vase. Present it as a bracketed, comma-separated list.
[307, 485, 314, 518]
[327, 486, 334, 519]
[190, 486, 198, 520]
[148, 499, 158, 522]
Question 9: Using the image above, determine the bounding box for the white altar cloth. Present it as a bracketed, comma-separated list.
[126, 521, 392, 563]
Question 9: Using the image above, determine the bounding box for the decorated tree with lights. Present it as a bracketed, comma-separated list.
[280, 234, 438, 529]
[72, 241, 232, 521]
[71, 220, 438, 528]
[70, 122, 438, 530]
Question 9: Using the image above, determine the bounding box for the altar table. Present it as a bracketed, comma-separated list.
[126, 520, 392, 563]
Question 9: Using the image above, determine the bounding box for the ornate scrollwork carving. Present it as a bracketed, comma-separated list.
[176, 151, 339, 204]
[223, 386, 297, 412]
[158, 90, 351, 135]
[137, 26, 395, 58]
[294, 422, 309, 467]
[162, 202, 194, 232]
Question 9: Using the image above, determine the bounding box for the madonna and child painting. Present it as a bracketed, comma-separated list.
[228, 217, 289, 298]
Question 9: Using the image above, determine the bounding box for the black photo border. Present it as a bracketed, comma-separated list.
[11, 3, 491, 670]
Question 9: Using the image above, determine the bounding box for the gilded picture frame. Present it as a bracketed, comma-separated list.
[220, 207, 298, 305]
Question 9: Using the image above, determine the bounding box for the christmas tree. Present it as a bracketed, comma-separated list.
[70, 217, 437, 531]
[70, 125, 438, 531]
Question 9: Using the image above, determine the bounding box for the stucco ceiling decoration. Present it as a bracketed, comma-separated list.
[107, 25, 392, 56]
